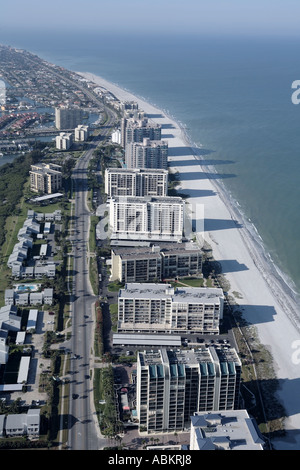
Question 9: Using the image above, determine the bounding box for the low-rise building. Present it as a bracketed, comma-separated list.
[190, 410, 265, 450]
[0, 329, 9, 365]
[0, 305, 21, 332]
[4, 409, 40, 438]
[5, 288, 53, 306]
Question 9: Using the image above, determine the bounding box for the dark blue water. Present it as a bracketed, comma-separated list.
[1, 30, 300, 295]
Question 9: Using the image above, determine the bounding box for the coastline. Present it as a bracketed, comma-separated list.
[79, 71, 300, 449]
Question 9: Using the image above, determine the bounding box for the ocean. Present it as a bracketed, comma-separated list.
[1, 29, 300, 298]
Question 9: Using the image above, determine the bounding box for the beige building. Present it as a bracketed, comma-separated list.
[55, 106, 83, 130]
[110, 242, 202, 283]
[30, 163, 62, 194]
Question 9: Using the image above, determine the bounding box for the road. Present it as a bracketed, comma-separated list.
[66, 108, 117, 450]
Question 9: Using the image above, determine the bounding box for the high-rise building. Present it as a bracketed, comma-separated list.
[105, 168, 168, 197]
[74, 124, 89, 141]
[109, 196, 184, 242]
[29, 163, 62, 194]
[111, 245, 162, 283]
[121, 117, 162, 149]
[55, 132, 73, 150]
[110, 242, 202, 283]
[118, 283, 224, 334]
[125, 138, 168, 169]
[55, 107, 83, 130]
[136, 347, 242, 432]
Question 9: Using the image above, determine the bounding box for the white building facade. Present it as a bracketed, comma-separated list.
[118, 283, 224, 334]
[105, 168, 168, 197]
[109, 196, 184, 242]
[136, 347, 241, 433]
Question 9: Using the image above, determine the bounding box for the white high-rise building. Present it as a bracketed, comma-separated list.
[125, 138, 168, 169]
[74, 124, 89, 141]
[55, 132, 73, 150]
[105, 168, 168, 197]
[118, 283, 224, 334]
[136, 347, 242, 432]
[109, 196, 184, 242]
[121, 117, 162, 148]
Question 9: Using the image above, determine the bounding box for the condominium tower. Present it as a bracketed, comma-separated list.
[105, 168, 168, 197]
[125, 138, 168, 169]
[29, 163, 62, 194]
[137, 347, 242, 432]
[110, 242, 202, 283]
[74, 124, 89, 141]
[55, 107, 83, 130]
[121, 117, 162, 148]
[118, 283, 224, 334]
[109, 196, 184, 242]
[55, 132, 73, 150]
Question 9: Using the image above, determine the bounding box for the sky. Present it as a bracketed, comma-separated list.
[1, 0, 300, 37]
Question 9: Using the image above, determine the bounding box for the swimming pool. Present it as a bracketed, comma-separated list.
[14, 284, 41, 292]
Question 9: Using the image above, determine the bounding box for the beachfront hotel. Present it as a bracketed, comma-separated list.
[110, 242, 202, 283]
[105, 168, 168, 197]
[29, 163, 62, 194]
[117, 283, 224, 334]
[136, 347, 241, 432]
[108, 195, 184, 242]
[125, 138, 168, 169]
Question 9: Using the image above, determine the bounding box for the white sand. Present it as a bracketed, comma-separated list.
[80, 72, 300, 449]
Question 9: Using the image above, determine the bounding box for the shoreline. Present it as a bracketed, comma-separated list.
[79, 71, 300, 450]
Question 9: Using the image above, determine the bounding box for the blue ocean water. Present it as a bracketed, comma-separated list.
[1, 30, 300, 297]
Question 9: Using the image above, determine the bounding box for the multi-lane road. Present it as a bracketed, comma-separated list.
[67, 108, 117, 450]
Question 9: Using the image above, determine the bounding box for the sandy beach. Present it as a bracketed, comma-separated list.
[79, 71, 300, 450]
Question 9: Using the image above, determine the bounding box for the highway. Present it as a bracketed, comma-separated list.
[66, 107, 117, 450]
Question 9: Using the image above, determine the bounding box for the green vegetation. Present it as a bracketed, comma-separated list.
[94, 300, 104, 358]
[97, 366, 123, 438]
[109, 303, 118, 332]
[0, 150, 42, 247]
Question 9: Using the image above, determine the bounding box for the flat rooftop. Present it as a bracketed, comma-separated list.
[112, 242, 201, 260]
[120, 283, 223, 303]
[113, 333, 181, 346]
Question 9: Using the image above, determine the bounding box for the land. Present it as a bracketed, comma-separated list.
[79, 72, 300, 450]
[0, 42, 299, 451]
